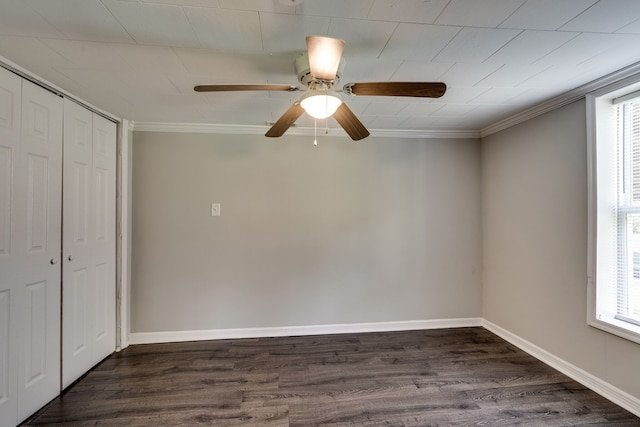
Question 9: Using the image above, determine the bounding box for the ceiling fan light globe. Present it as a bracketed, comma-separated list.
[306, 36, 345, 81]
[300, 93, 342, 119]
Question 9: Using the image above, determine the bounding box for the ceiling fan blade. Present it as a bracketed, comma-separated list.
[344, 82, 447, 98]
[306, 36, 345, 81]
[332, 103, 370, 141]
[194, 84, 300, 92]
[265, 102, 305, 138]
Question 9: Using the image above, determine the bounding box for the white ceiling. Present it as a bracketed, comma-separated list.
[1, 0, 640, 133]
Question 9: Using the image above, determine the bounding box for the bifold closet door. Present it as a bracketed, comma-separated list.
[61, 100, 93, 388]
[90, 113, 116, 363]
[0, 63, 22, 427]
[62, 99, 116, 389]
[0, 67, 63, 425]
[17, 79, 63, 423]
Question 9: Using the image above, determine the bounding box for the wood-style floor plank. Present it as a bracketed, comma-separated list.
[21, 328, 639, 426]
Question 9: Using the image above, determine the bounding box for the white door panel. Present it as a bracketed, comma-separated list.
[0, 289, 11, 408]
[17, 80, 62, 423]
[26, 154, 49, 252]
[62, 101, 116, 388]
[91, 115, 116, 364]
[0, 66, 21, 427]
[0, 146, 12, 257]
[24, 280, 47, 388]
[62, 99, 94, 389]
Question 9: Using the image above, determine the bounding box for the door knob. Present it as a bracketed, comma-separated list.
[68, 255, 74, 261]
[50, 258, 57, 265]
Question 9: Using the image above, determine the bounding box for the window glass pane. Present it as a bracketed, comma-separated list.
[620, 103, 640, 325]
[632, 103, 640, 205]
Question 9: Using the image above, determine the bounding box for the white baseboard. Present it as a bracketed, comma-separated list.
[128, 317, 639, 418]
[129, 317, 483, 345]
[482, 319, 640, 418]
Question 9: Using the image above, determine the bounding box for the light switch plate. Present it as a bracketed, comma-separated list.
[211, 203, 220, 217]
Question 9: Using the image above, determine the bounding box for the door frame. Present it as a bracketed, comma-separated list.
[116, 120, 132, 351]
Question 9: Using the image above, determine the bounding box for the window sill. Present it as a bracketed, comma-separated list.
[589, 316, 640, 345]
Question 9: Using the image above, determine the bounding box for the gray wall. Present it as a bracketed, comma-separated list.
[482, 99, 640, 399]
[131, 132, 482, 333]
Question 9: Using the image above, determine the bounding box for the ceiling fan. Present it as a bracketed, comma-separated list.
[194, 36, 447, 141]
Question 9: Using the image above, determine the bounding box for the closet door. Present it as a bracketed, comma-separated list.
[62, 100, 94, 388]
[0, 69, 62, 426]
[0, 64, 22, 427]
[62, 101, 116, 388]
[17, 80, 63, 422]
[90, 115, 116, 363]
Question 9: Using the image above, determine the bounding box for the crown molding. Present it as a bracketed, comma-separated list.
[132, 61, 640, 141]
[8, 42, 637, 142]
[133, 122, 270, 134]
[131, 121, 481, 140]
[480, 60, 640, 138]
[369, 128, 480, 139]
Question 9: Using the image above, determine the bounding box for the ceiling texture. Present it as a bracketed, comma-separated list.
[2, 0, 640, 136]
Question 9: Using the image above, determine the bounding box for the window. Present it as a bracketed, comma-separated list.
[616, 101, 640, 326]
[588, 77, 640, 343]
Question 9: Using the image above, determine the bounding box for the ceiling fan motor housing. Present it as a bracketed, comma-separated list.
[295, 52, 345, 89]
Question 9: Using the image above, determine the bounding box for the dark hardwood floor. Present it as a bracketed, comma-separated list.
[22, 327, 639, 426]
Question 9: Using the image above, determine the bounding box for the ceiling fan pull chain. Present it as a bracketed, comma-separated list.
[313, 117, 318, 146]
[324, 95, 329, 136]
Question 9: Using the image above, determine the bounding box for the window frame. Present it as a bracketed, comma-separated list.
[587, 75, 640, 345]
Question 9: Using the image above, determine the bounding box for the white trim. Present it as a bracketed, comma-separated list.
[586, 93, 598, 332]
[589, 318, 640, 345]
[369, 128, 479, 139]
[132, 122, 268, 134]
[589, 72, 640, 100]
[130, 318, 640, 416]
[116, 120, 131, 351]
[4, 55, 640, 143]
[129, 317, 483, 345]
[482, 319, 640, 417]
[133, 61, 640, 141]
[612, 89, 640, 105]
[480, 61, 640, 138]
[586, 76, 640, 345]
[131, 121, 480, 140]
